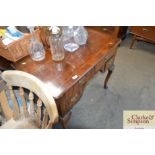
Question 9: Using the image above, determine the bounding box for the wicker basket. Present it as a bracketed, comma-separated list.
[0, 29, 41, 62]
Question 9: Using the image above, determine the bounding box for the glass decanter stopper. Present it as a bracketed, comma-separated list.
[27, 26, 45, 61]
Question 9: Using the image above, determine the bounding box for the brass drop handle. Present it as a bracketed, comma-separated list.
[142, 28, 149, 32]
[71, 94, 78, 102]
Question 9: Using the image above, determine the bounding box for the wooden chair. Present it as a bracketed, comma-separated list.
[0, 70, 58, 128]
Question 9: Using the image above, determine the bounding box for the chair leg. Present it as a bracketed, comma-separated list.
[130, 35, 136, 49]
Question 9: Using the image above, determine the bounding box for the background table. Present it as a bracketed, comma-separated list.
[129, 26, 155, 49]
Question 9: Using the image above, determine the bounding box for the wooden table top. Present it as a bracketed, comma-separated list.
[12, 28, 120, 99]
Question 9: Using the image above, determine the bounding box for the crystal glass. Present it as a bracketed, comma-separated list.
[49, 27, 65, 62]
[74, 26, 88, 45]
[28, 27, 45, 61]
[63, 26, 79, 52]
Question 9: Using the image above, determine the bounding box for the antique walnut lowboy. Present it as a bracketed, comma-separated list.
[12, 28, 120, 128]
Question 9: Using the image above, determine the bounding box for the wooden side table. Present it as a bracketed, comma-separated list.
[12, 28, 121, 128]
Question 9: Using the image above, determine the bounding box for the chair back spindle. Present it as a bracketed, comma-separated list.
[9, 86, 20, 120]
[42, 109, 48, 129]
[19, 87, 28, 117]
[29, 91, 35, 119]
[0, 89, 13, 120]
[36, 99, 42, 128]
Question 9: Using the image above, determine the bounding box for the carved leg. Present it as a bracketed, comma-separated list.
[59, 111, 72, 129]
[130, 35, 136, 49]
[104, 64, 115, 89]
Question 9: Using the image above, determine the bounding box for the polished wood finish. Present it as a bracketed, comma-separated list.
[88, 26, 128, 39]
[130, 26, 155, 49]
[0, 70, 59, 128]
[88, 26, 119, 38]
[12, 28, 120, 128]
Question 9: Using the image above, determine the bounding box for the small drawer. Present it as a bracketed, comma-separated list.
[57, 69, 94, 116]
[63, 83, 84, 114]
[130, 26, 155, 41]
[66, 70, 94, 109]
[141, 27, 155, 32]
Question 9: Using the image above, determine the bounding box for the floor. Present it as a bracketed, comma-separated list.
[68, 35, 155, 129]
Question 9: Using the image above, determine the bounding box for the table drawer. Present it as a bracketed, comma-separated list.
[64, 83, 83, 112]
[56, 69, 94, 116]
[130, 26, 155, 42]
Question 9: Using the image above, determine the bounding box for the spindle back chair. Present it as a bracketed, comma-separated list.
[0, 70, 58, 129]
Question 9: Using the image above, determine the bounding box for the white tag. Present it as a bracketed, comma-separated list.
[72, 75, 78, 80]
